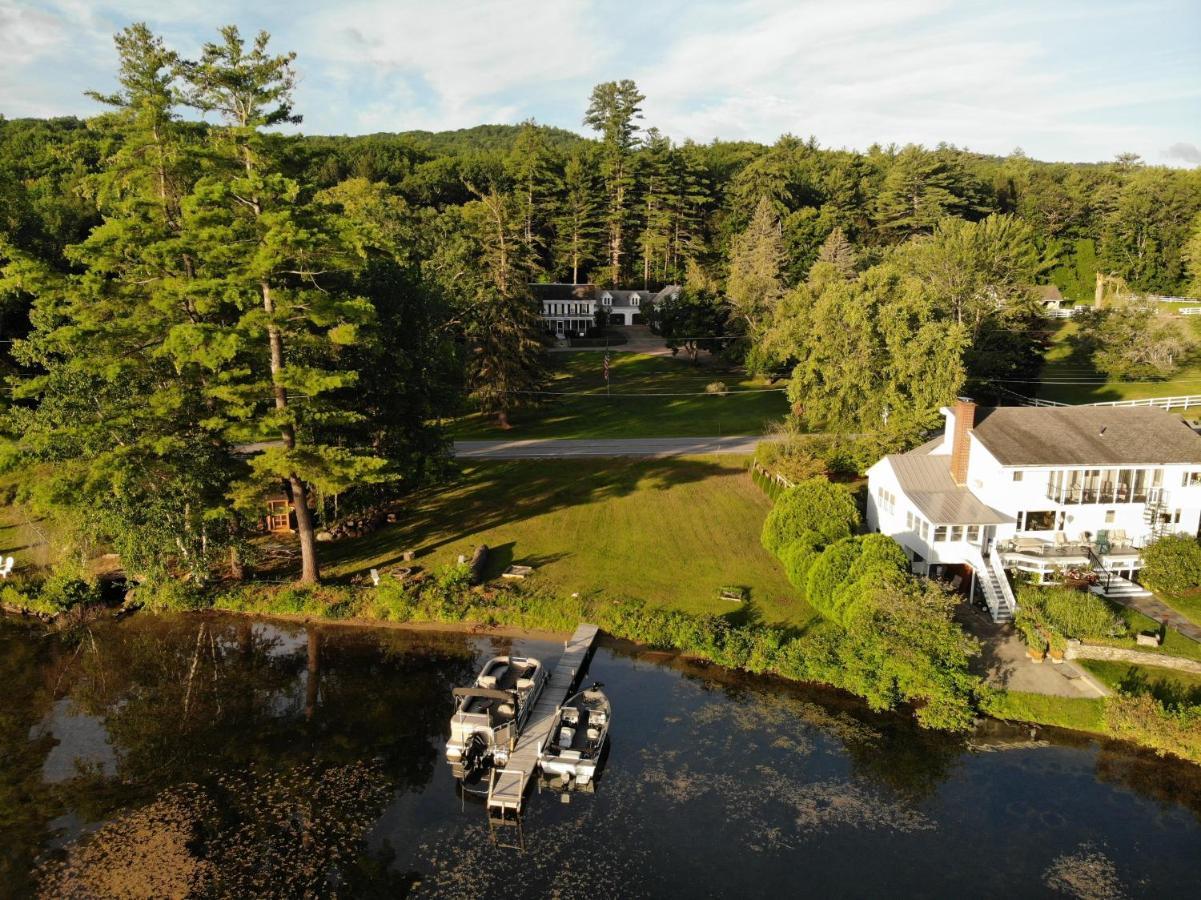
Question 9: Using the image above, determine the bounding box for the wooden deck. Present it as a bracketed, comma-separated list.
[487, 623, 599, 816]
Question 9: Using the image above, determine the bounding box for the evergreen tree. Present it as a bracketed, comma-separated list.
[434, 185, 545, 428]
[7, 24, 243, 583]
[583, 79, 644, 285]
[727, 196, 785, 343]
[814, 226, 855, 278]
[506, 120, 557, 275]
[180, 27, 386, 584]
[637, 128, 672, 289]
[553, 148, 602, 284]
[874, 145, 990, 236]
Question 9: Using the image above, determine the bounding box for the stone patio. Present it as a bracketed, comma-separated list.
[955, 602, 1109, 699]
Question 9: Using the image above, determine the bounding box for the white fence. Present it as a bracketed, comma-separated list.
[1177, 307, 1201, 316]
[1001, 389, 1201, 412]
[1088, 395, 1201, 411]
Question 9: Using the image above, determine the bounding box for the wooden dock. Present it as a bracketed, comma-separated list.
[487, 623, 599, 817]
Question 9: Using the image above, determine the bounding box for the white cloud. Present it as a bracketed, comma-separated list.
[1, 0, 1198, 164]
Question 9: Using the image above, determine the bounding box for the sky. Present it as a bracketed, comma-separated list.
[2, 0, 1200, 166]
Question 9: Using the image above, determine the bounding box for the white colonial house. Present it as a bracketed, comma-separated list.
[866, 400, 1201, 621]
[529, 283, 681, 337]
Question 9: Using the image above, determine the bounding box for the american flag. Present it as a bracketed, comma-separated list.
[602, 352, 610, 382]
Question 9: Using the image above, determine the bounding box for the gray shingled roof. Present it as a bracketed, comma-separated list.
[972, 406, 1201, 467]
[887, 453, 1013, 525]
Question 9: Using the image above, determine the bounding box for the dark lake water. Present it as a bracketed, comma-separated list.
[1, 612, 1200, 898]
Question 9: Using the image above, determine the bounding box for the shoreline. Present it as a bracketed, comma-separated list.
[1, 603, 1190, 765]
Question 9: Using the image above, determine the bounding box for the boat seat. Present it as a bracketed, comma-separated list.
[478, 675, 498, 689]
[562, 708, 580, 725]
[497, 703, 515, 718]
[516, 677, 535, 691]
[590, 710, 607, 726]
[587, 727, 601, 742]
[559, 750, 582, 761]
[559, 725, 576, 746]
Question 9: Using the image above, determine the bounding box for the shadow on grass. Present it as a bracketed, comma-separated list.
[319, 456, 734, 580]
[1115, 665, 1201, 706]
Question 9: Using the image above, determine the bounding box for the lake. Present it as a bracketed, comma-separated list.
[1, 612, 1199, 898]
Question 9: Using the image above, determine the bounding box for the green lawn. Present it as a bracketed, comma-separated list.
[1158, 589, 1201, 629]
[1108, 608, 1201, 663]
[449, 352, 788, 439]
[320, 456, 816, 628]
[1080, 659, 1201, 705]
[1038, 319, 1201, 405]
[985, 690, 1108, 735]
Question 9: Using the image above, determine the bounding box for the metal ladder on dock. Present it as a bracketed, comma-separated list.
[486, 623, 599, 820]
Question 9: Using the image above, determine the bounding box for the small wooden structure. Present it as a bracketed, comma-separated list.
[264, 494, 294, 533]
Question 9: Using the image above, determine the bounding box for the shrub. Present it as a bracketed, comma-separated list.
[1105, 693, 1201, 764]
[779, 531, 824, 595]
[1016, 584, 1124, 643]
[37, 574, 101, 613]
[366, 577, 416, 623]
[1140, 535, 1201, 593]
[136, 578, 207, 611]
[1042, 585, 1124, 639]
[761, 478, 860, 556]
[805, 537, 865, 620]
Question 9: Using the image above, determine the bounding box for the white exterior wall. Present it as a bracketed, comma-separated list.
[964, 433, 1201, 546]
[866, 459, 987, 573]
[868, 428, 1201, 578]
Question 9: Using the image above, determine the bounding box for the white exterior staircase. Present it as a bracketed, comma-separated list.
[978, 546, 1017, 623]
[1084, 547, 1152, 600]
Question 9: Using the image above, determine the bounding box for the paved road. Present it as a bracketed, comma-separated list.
[453, 436, 763, 459]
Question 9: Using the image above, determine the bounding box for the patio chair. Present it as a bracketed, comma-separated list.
[0, 556, 12, 579]
[1053, 532, 1068, 549]
[1096, 530, 1111, 555]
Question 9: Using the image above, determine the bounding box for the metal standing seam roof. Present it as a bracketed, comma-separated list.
[885, 453, 1013, 525]
[971, 406, 1201, 467]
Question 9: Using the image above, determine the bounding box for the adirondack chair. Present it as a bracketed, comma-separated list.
[0, 557, 14, 579]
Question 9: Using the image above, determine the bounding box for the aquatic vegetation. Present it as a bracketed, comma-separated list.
[1043, 843, 1127, 900]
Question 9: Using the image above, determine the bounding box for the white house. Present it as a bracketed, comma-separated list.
[866, 400, 1201, 621]
[529, 283, 680, 336]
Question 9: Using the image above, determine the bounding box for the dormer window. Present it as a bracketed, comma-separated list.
[630, 294, 640, 306]
[601, 293, 612, 307]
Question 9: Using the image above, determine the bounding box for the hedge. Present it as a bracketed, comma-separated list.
[760, 478, 860, 556]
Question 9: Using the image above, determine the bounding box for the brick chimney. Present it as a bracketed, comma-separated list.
[950, 399, 977, 486]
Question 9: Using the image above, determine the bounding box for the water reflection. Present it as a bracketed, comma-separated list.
[0, 613, 1198, 897]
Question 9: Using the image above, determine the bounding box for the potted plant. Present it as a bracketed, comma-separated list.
[1046, 630, 1067, 664]
[1017, 620, 1047, 662]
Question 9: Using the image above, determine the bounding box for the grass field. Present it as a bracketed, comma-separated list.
[321, 456, 816, 628]
[1110, 608, 1201, 663]
[1158, 589, 1201, 628]
[1038, 318, 1201, 405]
[984, 690, 1108, 735]
[449, 351, 788, 439]
[1080, 659, 1201, 705]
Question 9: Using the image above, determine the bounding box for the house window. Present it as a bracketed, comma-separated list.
[1012, 471, 1023, 482]
[949, 526, 963, 542]
[920, 521, 929, 540]
[1183, 471, 1201, 487]
[967, 525, 980, 543]
[1104, 510, 1116, 524]
[933, 526, 947, 542]
[1022, 510, 1057, 531]
[906, 511, 915, 529]
[630, 295, 640, 306]
[601, 294, 612, 307]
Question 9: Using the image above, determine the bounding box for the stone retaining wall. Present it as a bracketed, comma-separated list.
[1066, 639, 1201, 675]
